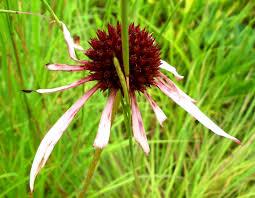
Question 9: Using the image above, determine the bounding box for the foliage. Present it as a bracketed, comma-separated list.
[0, 0, 255, 197]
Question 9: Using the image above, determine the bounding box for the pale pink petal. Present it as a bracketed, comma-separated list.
[156, 79, 240, 144]
[131, 93, 150, 155]
[160, 60, 184, 80]
[29, 83, 100, 192]
[46, 63, 88, 72]
[143, 91, 167, 126]
[24, 76, 93, 94]
[93, 90, 117, 148]
[160, 72, 197, 103]
[61, 22, 78, 61]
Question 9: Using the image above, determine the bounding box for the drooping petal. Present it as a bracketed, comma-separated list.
[46, 63, 88, 72]
[23, 76, 93, 94]
[160, 60, 184, 80]
[143, 91, 167, 126]
[61, 22, 79, 61]
[93, 90, 117, 148]
[156, 80, 240, 144]
[29, 83, 100, 192]
[131, 93, 150, 155]
[160, 72, 197, 103]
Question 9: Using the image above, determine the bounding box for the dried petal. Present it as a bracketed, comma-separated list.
[160, 60, 184, 80]
[156, 80, 240, 144]
[131, 93, 150, 154]
[143, 91, 167, 126]
[29, 83, 100, 192]
[93, 90, 117, 148]
[46, 63, 88, 72]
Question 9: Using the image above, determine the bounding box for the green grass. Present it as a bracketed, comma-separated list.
[1, 0, 255, 197]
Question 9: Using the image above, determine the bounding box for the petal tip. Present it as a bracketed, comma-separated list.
[22, 89, 33, 93]
[191, 99, 197, 104]
[159, 117, 167, 126]
[234, 139, 241, 145]
[144, 148, 150, 156]
[29, 178, 34, 193]
[176, 75, 184, 81]
[93, 142, 106, 149]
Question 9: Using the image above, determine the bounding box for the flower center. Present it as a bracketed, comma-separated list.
[85, 23, 161, 92]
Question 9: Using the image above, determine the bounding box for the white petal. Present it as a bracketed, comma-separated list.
[160, 60, 184, 80]
[46, 63, 88, 72]
[93, 90, 117, 148]
[29, 83, 100, 192]
[156, 80, 240, 144]
[61, 22, 78, 61]
[35, 76, 93, 94]
[160, 72, 196, 103]
[143, 91, 167, 126]
[131, 93, 150, 155]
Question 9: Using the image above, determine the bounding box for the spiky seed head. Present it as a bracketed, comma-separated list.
[85, 23, 161, 92]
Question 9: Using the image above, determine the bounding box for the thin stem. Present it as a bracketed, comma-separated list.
[121, 99, 142, 196]
[113, 57, 141, 195]
[78, 91, 121, 196]
[120, 2, 142, 195]
[113, 57, 130, 105]
[120, 0, 129, 77]
[121, 99, 134, 166]
[0, 9, 45, 17]
[41, 0, 61, 26]
[79, 148, 103, 198]
[157, 0, 182, 39]
[5, 0, 41, 134]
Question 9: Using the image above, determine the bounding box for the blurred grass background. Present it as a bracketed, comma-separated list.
[0, 0, 255, 197]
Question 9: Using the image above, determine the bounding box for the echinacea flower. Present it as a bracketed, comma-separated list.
[26, 22, 240, 191]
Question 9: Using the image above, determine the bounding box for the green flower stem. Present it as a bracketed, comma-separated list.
[79, 148, 102, 198]
[121, 99, 134, 165]
[121, 99, 142, 196]
[113, 57, 130, 105]
[120, 0, 130, 78]
[41, 0, 61, 26]
[113, 58, 132, 156]
[78, 91, 121, 197]
[113, 57, 141, 195]
[119, 1, 141, 195]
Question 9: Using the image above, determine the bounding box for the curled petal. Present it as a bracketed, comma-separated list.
[156, 80, 240, 144]
[46, 63, 88, 72]
[131, 93, 150, 155]
[29, 83, 100, 192]
[23, 76, 93, 94]
[160, 72, 197, 103]
[160, 60, 184, 80]
[143, 91, 167, 126]
[93, 90, 117, 148]
[61, 22, 80, 61]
